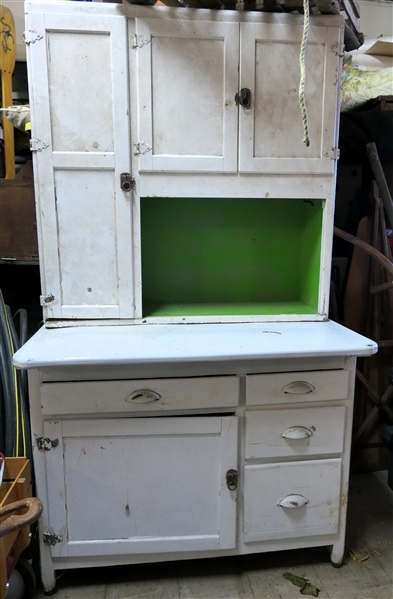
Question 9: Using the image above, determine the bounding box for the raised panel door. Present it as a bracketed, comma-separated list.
[26, 12, 134, 319]
[43, 415, 238, 557]
[239, 22, 342, 174]
[136, 19, 239, 173]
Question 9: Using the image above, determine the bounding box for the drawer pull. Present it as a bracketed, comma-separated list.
[126, 389, 162, 404]
[282, 381, 315, 395]
[281, 426, 313, 440]
[277, 494, 309, 509]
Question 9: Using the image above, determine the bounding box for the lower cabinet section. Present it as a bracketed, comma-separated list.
[243, 458, 342, 542]
[43, 416, 238, 557]
[30, 358, 358, 594]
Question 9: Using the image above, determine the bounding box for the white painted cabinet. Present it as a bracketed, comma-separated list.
[26, 3, 343, 323]
[14, 322, 377, 593]
[43, 416, 238, 557]
[18, 2, 377, 595]
[136, 18, 341, 174]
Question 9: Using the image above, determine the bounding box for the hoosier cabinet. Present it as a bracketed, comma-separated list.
[13, 0, 377, 594]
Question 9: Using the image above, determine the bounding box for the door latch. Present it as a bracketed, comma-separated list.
[120, 173, 135, 192]
[226, 469, 238, 491]
[235, 88, 252, 109]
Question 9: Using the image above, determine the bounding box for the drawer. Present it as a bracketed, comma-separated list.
[243, 458, 342, 542]
[246, 370, 349, 406]
[41, 376, 239, 415]
[245, 405, 346, 459]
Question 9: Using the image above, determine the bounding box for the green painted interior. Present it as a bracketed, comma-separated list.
[141, 198, 323, 317]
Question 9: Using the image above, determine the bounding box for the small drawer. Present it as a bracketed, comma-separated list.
[243, 458, 342, 542]
[41, 376, 239, 415]
[246, 370, 349, 406]
[245, 405, 346, 459]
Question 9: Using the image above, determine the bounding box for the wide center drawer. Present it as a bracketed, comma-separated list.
[245, 405, 346, 459]
[40, 376, 239, 415]
[246, 370, 349, 406]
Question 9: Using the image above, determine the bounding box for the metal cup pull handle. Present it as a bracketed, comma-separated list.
[282, 381, 315, 395]
[126, 389, 162, 404]
[281, 426, 314, 440]
[277, 494, 309, 509]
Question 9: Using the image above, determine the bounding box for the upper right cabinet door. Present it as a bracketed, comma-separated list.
[239, 22, 342, 175]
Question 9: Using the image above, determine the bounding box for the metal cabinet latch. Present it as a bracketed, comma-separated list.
[226, 469, 238, 491]
[36, 437, 59, 451]
[120, 173, 134, 192]
[235, 88, 252, 109]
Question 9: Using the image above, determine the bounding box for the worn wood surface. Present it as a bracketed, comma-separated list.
[0, 5, 16, 179]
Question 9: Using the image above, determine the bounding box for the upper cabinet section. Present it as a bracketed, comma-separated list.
[135, 16, 342, 175]
[239, 23, 341, 175]
[135, 19, 239, 173]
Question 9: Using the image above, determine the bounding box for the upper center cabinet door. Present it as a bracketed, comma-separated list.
[239, 22, 342, 174]
[135, 19, 239, 173]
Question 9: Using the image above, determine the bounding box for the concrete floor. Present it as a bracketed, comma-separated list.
[34, 471, 393, 599]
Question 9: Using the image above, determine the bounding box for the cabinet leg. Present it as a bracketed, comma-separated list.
[44, 584, 58, 596]
[329, 541, 345, 568]
[39, 547, 57, 594]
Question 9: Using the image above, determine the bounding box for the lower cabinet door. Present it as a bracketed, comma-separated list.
[243, 458, 342, 542]
[43, 415, 238, 557]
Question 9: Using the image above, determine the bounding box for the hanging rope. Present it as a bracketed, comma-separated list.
[299, 0, 310, 147]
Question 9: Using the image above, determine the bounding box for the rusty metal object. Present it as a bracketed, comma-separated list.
[0, 497, 42, 538]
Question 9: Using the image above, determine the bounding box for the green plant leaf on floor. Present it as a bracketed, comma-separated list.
[283, 572, 320, 597]
[346, 547, 370, 564]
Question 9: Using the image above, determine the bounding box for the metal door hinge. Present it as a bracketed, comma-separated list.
[43, 531, 63, 546]
[30, 138, 49, 152]
[36, 437, 59, 451]
[226, 469, 238, 491]
[324, 147, 340, 160]
[329, 42, 344, 57]
[131, 34, 150, 49]
[23, 30, 43, 44]
[120, 173, 135, 191]
[40, 294, 56, 307]
[133, 141, 152, 156]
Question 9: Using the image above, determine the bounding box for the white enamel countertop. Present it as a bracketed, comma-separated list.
[13, 321, 377, 370]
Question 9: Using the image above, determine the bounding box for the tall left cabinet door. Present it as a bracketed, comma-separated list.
[26, 12, 134, 319]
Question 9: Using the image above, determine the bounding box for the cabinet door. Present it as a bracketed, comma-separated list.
[26, 12, 134, 319]
[239, 22, 341, 174]
[43, 416, 238, 557]
[135, 19, 239, 173]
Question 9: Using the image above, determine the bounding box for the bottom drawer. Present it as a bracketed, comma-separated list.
[243, 458, 342, 542]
